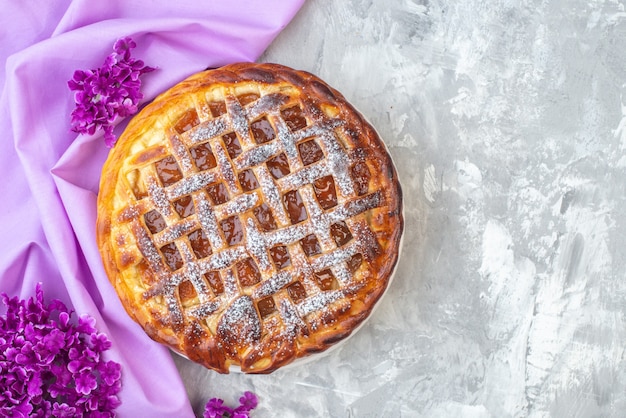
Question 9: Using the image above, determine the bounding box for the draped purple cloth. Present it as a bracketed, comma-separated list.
[0, 1, 304, 415]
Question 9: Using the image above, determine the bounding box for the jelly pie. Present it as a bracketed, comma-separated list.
[96, 63, 403, 373]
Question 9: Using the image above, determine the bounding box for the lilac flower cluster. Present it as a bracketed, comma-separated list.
[0, 284, 122, 417]
[204, 391, 258, 418]
[68, 37, 155, 147]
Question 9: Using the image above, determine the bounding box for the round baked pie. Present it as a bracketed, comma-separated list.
[96, 62, 403, 373]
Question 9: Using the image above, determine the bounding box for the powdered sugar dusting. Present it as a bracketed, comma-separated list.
[188, 117, 228, 144]
[256, 164, 290, 226]
[301, 186, 335, 252]
[217, 296, 261, 345]
[185, 261, 211, 303]
[265, 221, 311, 248]
[132, 221, 166, 274]
[169, 134, 193, 173]
[253, 271, 292, 299]
[273, 115, 302, 167]
[295, 118, 345, 142]
[336, 191, 382, 219]
[310, 242, 359, 274]
[297, 289, 346, 317]
[197, 246, 247, 271]
[278, 299, 308, 338]
[167, 172, 217, 199]
[154, 218, 197, 247]
[278, 160, 332, 191]
[221, 269, 239, 297]
[193, 192, 225, 249]
[219, 192, 258, 218]
[189, 301, 220, 319]
[226, 96, 253, 147]
[146, 176, 172, 217]
[318, 130, 354, 197]
[331, 262, 353, 286]
[235, 141, 280, 170]
[212, 141, 239, 194]
[244, 217, 272, 271]
[246, 93, 289, 120]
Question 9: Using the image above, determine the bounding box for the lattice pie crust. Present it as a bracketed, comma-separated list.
[96, 63, 403, 373]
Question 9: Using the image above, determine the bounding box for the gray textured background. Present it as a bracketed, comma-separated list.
[174, 1, 626, 416]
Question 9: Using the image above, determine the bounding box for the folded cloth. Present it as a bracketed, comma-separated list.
[0, 0, 304, 415]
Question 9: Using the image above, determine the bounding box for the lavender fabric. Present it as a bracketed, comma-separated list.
[0, 0, 304, 415]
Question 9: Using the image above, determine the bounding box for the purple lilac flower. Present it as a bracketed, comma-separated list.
[235, 391, 258, 413]
[204, 391, 258, 418]
[68, 36, 155, 147]
[0, 284, 122, 416]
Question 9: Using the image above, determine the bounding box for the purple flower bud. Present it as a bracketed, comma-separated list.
[77, 314, 96, 334]
[58, 311, 71, 329]
[68, 36, 154, 147]
[51, 402, 77, 418]
[75, 371, 98, 395]
[100, 360, 122, 386]
[90, 332, 112, 352]
[0, 284, 122, 414]
[26, 373, 43, 397]
[203, 392, 258, 418]
[237, 391, 259, 411]
[42, 328, 66, 355]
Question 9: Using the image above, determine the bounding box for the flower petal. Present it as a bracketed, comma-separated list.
[68, 36, 154, 146]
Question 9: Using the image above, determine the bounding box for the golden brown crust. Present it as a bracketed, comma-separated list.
[96, 62, 403, 373]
